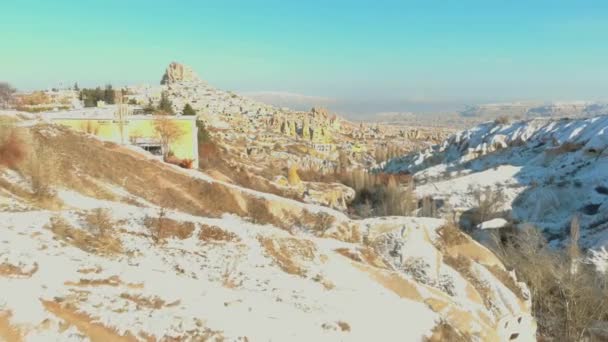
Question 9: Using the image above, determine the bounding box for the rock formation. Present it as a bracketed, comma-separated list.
[161, 62, 200, 84]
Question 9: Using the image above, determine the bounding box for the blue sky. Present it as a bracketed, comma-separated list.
[2, 0, 608, 114]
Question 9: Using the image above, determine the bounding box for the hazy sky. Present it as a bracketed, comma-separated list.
[2, 0, 608, 115]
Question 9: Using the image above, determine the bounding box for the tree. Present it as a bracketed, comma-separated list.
[0, 82, 16, 108]
[73, 82, 79, 91]
[158, 91, 174, 114]
[197, 121, 211, 143]
[153, 114, 184, 158]
[80, 87, 105, 107]
[104, 84, 115, 104]
[183, 103, 196, 116]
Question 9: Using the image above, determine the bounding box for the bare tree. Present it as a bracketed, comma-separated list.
[153, 114, 184, 158]
[0, 82, 16, 108]
[569, 215, 581, 274]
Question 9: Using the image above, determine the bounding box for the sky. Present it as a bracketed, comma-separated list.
[2, 0, 608, 116]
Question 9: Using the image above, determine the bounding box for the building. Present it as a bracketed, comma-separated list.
[44, 106, 198, 166]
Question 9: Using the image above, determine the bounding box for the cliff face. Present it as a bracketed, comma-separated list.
[0, 116, 536, 341]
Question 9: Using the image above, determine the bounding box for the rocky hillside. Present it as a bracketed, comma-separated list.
[0, 114, 535, 341]
[384, 116, 608, 253]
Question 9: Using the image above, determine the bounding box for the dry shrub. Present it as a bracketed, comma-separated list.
[468, 185, 505, 226]
[246, 197, 282, 227]
[198, 224, 240, 242]
[165, 155, 195, 169]
[119, 293, 175, 310]
[335, 247, 387, 269]
[546, 141, 584, 156]
[230, 168, 301, 201]
[0, 262, 38, 278]
[258, 236, 316, 277]
[419, 196, 438, 218]
[298, 168, 415, 218]
[47, 216, 122, 256]
[336, 321, 351, 332]
[300, 211, 335, 234]
[21, 132, 56, 199]
[494, 115, 510, 125]
[436, 223, 470, 248]
[492, 224, 608, 340]
[198, 141, 221, 167]
[221, 261, 242, 289]
[65, 275, 122, 287]
[425, 320, 471, 342]
[14, 91, 50, 106]
[144, 211, 195, 243]
[0, 125, 26, 168]
[84, 208, 113, 237]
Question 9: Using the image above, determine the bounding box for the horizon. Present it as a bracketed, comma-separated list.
[2, 0, 608, 117]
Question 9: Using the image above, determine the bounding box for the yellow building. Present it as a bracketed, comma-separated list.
[46, 107, 198, 166]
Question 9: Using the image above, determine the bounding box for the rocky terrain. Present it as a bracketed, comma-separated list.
[383, 116, 608, 262]
[0, 113, 535, 341]
[123, 63, 453, 211]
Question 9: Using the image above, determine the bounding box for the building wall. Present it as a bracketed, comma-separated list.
[53, 118, 198, 163]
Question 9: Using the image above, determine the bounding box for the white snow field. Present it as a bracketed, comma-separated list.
[0, 118, 535, 341]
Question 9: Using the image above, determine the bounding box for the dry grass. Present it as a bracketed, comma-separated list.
[303, 211, 336, 234]
[336, 321, 351, 332]
[0, 311, 23, 342]
[143, 214, 195, 242]
[424, 320, 471, 342]
[22, 132, 56, 199]
[42, 300, 138, 342]
[483, 264, 525, 300]
[84, 208, 113, 237]
[334, 247, 388, 269]
[47, 216, 123, 256]
[64, 275, 143, 289]
[0, 124, 26, 169]
[436, 223, 470, 248]
[198, 224, 240, 242]
[246, 197, 282, 227]
[444, 254, 493, 310]
[492, 225, 608, 340]
[119, 293, 178, 310]
[258, 236, 316, 277]
[221, 261, 242, 289]
[0, 262, 38, 278]
[546, 141, 584, 156]
[65, 275, 122, 287]
[32, 124, 245, 219]
[28, 125, 340, 240]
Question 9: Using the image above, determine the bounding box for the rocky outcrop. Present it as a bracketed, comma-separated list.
[161, 62, 200, 84]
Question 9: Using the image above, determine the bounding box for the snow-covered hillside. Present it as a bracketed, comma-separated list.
[0, 116, 535, 341]
[384, 116, 608, 250]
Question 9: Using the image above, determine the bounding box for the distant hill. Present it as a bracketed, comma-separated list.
[460, 101, 608, 119]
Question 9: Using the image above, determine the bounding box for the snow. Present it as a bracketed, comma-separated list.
[383, 115, 608, 270]
[0, 118, 538, 340]
[477, 218, 509, 230]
